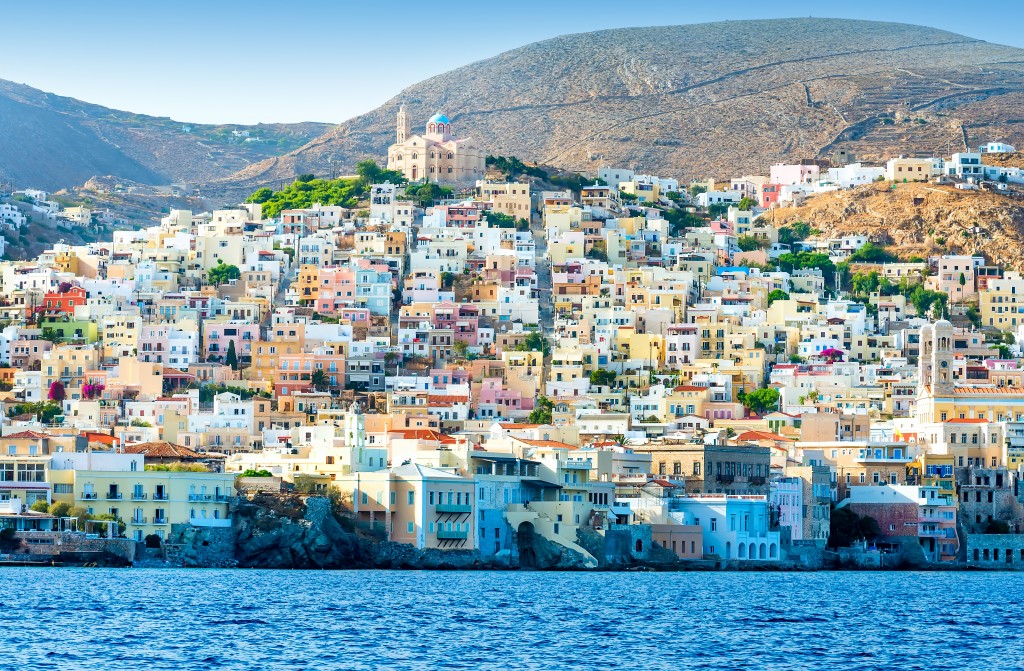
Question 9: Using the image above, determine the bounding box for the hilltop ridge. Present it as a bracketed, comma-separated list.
[225, 18, 1024, 188]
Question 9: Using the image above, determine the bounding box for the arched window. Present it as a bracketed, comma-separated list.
[412, 153, 418, 160]
[428, 123, 436, 133]
[430, 152, 435, 159]
[447, 152, 453, 160]
[447, 167, 452, 174]
[429, 166, 435, 173]
[396, 154, 403, 161]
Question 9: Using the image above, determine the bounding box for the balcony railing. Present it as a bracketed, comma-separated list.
[82, 492, 98, 500]
[153, 493, 169, 501]
[214, 494, 230, 502]
[153, 516, 168, 525]
[131, 493, 148, 500]
[716, 474, 735, 484]
[436, 528, 469, 540]
[130, 517, 147, 525]
[106, 492, 122, 500]
[436, 503, 472, 514]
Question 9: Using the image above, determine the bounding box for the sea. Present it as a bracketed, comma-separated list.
[1, 568, 1020, 670]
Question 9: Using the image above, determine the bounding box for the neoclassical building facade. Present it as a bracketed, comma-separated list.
[386, 106, 486, 184]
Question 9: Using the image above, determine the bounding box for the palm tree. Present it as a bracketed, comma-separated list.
[310, 368, 328, 392]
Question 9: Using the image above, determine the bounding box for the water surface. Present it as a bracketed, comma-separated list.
[1, 569, 1019, 670]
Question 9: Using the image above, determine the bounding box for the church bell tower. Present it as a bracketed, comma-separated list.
[396, 104, 409, 144]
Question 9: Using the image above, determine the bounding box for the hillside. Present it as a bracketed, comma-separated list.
[763, 182, 1024, 268]
[224, 19, 1024, 190]
[0, 79, 333, 190]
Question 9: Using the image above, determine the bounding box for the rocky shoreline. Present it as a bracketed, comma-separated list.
[98, 495, 995, 572]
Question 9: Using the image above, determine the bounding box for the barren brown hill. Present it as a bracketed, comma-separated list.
[762, 182, 1024, 268]
[982, 152, 1024, 169]
[223, 18, 1024, 191]
[0, 80, 332, 190]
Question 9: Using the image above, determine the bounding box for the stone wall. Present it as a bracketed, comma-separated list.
[10, 532, 135, 564]
[964, 533, 1024, 569]
[166, 524, 237, 568]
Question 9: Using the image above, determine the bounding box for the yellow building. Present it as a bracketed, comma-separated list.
[48, 452, 234, 542]
[476, 181, 531, 220]
[979, 271, 1024, 330]
[337, 463, 476, 550]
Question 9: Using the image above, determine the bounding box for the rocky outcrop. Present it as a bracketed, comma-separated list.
[765, 182, 1024, 269]
[233, 496, 368, 569]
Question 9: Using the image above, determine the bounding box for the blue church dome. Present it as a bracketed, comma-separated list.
[428, 113, 450, 125]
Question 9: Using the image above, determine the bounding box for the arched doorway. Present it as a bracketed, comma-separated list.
[725, 542, 732, 559]
[769, 543, 778, 559]
[759, 543, 767, 559]
[517, 521, 538, 569]
[738, 543, 746, 559]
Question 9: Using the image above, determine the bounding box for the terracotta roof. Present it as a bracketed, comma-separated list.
[398, 429, 457, 445]
[123, 441, 204, 460]
[5, 430, 52, 440]
[737, 430, 793, 443]
[497, 423, 541, 429]
[427, 395, 469, 406]
[952, 387, 1024, 395]
[518, 439, 578, 450]
[647, 479, 676, 488]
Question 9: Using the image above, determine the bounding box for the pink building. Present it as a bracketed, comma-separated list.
[665, 324, 699, 370]
[476, 377, 534, 420]
[316, 267, 357, 315]
[203, 321, 259, 364]
[432, 302, 480, 346]
[769, 163, 820, 186]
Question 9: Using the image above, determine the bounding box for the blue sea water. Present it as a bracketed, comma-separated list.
[0, 568, 1020, 670]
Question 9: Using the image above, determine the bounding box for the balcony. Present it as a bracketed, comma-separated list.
[106, 492, 122, 500]
[436, 503, 472, 514]
[153, 493, 169, 501]
[131, 493, 148, 500]
[82, 492, 98, 500]
[436, 528, 469, 540]
[153, 516, 168, 525]
[129, 517, 148, 525]
[215, 494, 230, 502]
[716, 474, 735, 484]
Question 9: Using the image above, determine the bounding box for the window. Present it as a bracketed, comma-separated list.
[407, 522, 414, 534]
[710, 518, 717, 532]
[408, 491, 414, 505]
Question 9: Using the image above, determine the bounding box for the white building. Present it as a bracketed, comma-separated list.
[979, 142, 1015, 154]
[668, 494, 781, 560]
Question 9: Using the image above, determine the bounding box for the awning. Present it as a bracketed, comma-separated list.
[522, 479, 562, 489]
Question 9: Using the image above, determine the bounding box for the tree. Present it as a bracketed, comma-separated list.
[208, 261, 241, 286]
[240, 469, 274, 478]
[847, 242, 897, 263]
[828, 506, 880, 549]
[527, 396, 554, 425]
[452, 340, 470, 358]
[39, 327, 63, 344]
[30, 499, 49, 513]
[767, 289, 790, 306]
[687, 184, 707, 199]
[514, 330, 550, 356]
[737, 196, 758, 211]
[48, 501, 72, 518]
[48, 381, 66, 404]
[589, 368, 617, 388]
[355, 159, 405, 186]
[485, 211, 518, 229]
[310, 368, 328, 391]
[736, 235, 760, 252]
[739, 387, 780, 415]
[225, 340, 238, 370]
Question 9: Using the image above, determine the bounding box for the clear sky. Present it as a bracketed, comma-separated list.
[4, 0, 1022, 126]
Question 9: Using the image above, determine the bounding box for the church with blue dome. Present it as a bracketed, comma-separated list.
[386, 105, 486, 184]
